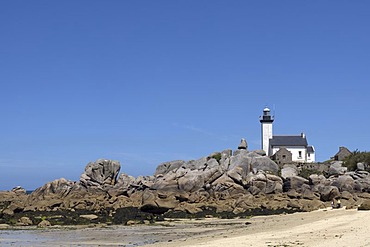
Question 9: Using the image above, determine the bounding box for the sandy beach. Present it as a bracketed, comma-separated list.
[150, 208, 370, 247]
[1, 208, 369, 246]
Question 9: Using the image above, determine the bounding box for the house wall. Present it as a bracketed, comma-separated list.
[272, 148, 293, 166]
[272, 146, 307, 162]
[334, 147, 352, 161]
[307, 151, 316, 163]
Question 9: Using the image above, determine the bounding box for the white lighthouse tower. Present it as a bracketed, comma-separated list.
[260, 107, 274, 156]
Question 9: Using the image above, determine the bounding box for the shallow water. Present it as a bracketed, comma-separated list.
[0, 226, 164, 246]
[0, 219, 247, 246]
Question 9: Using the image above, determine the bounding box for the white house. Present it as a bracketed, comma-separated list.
[260, 107, 315, 163]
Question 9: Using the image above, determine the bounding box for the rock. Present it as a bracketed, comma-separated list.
[300, 199, 325, 211]
[109, 173, 139, 197]
[227, 150, 253, 183]
[151, 170, 179, 191]
[252, 180, 266, 193]
[30, 178, 75, 200]
[251, 156, 279, 175]
[80, 214, 98, 220]
[0, 224, 10, 229]
[2, 208, 15, 216]
[358, 199, 370, 210]
[341, 191, 354, 200]
[227, 166, 246, 185]
[178, 170, 205, 192]
[38, 220, 51, 228]
[253, 150, 266, 156]
[155, 196, 179, 212]
[265, 179, 282, 194]
[331, 175, 355, 192]
[126, 220, 137, 225]
[287, 189, 301, 199]
[287, 199, 302, 210]
[0, 190, 28, 215]
[309, 174, 327, 186]
[186, 157, 207, 170]
[248, 186, 261, 195]
[354, 180, 368, 193]
[266, 174, 283, 183]
[206, 158, 219, 169]
[245, 171, 283, 194]
[17, 216, 33, 226]
[317, 185, 340, 201]
[238, 138, 248, 150]
[357, 193, 370, 199]
[11, 186, 26, 195]
[328, 161, 347, 176]
[301, 189, 319, 200]
[356, 170, 369, 178]
[175, 202, 203, 214]
[115, 173, 136, 189]
[80, 159, 120, 187]
[348, 171, 370, 181]
[284, 176, 309, 192]
[357, 162, 365, 171]
[27, 178, 76, 209]
[154, 160, 186, 176]
[281, 165, 298, 179]
[212, 174, 235, 190]
[135, 176, 155, 189]
[140, 190, 178, 214]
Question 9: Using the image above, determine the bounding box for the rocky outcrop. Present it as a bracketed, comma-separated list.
[0, 189, 28, 216]
[80, 159, 120, 188]
[2, 148, 370, 226]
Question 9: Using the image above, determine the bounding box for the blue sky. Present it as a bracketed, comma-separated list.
[1, 1, 369, 190]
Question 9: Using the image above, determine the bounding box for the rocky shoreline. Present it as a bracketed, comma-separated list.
[1, 148, 370, 228]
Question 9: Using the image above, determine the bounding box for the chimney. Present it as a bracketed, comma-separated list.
[301, 132, 306, 138]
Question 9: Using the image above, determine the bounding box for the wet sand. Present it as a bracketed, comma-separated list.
[149, 208, 370, 247]
[0, 219, 247, 246]
[1, 208, 369, 247]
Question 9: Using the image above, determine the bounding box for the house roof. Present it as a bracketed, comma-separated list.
[334, 146, 352, 157]
[307, 146, 315, 153]
[270, 135, 308, 147]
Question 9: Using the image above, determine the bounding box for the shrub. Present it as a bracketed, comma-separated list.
[299, 168, 323, 179]
[343, 150, 370, 171]
[210, 153, 222, 162]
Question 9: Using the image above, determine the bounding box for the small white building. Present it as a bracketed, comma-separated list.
[260, 107, 315, 163]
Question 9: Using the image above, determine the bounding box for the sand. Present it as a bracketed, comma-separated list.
[1, 208, 369, 246]
[149, 208, 370, 247]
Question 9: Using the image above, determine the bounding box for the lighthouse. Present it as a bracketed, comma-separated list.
[260, 107, 274, 155]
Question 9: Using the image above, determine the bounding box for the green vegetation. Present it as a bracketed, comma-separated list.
[343, 150, 370, 171]
[210, 153, 222, 162]
[299, 168, 323, 180]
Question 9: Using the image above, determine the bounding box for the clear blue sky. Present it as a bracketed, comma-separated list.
[1, 1, 369, 190]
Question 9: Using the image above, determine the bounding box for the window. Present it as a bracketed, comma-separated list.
[282, 155, 286, 160]
[298, 151, 302, 159]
